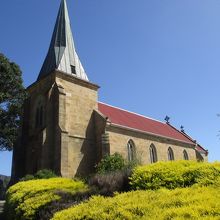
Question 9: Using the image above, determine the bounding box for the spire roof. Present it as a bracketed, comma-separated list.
[37, 0, 88, 81]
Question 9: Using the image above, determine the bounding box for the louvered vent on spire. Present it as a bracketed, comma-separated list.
[37, 0, 88, 81]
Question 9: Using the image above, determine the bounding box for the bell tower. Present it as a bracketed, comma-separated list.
[12, 0, 99, 181]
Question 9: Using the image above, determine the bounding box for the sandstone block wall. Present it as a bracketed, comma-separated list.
[106, 125, 197, 164]
[13, 71, 100, 180]
[54, 71, 99, 177]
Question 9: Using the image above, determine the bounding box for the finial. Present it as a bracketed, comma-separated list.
[180, 125, 185, 133]
[164, 116, 170, 124]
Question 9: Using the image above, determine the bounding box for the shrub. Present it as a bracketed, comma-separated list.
[96, 153, 126, 174]
[89, 169, 132, 196]
[130, 161, 220, 190]
[92, 153, 136, 195]
[36, 190, 95, 220]
[20, 169, 57, 181]
[52, 185, 220, 220]
[5, 178, 87, 220]
[34, 169, 57, 179]
[20, 174, 35, 181]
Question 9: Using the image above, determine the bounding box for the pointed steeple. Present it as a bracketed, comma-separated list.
[37, 0, 88, 81]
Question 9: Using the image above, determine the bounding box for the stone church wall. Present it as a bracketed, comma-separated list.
[12, 71, 100, 180]
[23, 74, 57, 175]
[106, 125, 196, 164]
[94, 111, 108, 161]
[12, 70, 205, 182]
[54, 71, 99, 177]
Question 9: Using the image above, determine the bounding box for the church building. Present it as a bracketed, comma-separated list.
[11, 0, 208, 181]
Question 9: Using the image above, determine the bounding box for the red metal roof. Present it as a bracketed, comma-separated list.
[196, 145, 208, 154]
[98, 102, 198, 146]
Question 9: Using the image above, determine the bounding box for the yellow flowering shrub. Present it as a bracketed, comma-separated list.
[5, 178, 87, 220]
[52, 185, 220, 220]
[130, 161, 220, 190]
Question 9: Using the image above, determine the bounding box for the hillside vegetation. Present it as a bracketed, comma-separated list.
[52, 186, 220, 220]
[130, 160, 220, 190]
[5, 160, 220, 220]
[4, 178, 87, 220]
[53, 161, 220, 220]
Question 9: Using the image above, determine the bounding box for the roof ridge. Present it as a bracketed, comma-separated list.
[98, 101, 204, 147]
[180, 130, 208, 153]
[167, 123, 207, 152]
[98, 101, 165, 124]
[167, 123, 195, 142]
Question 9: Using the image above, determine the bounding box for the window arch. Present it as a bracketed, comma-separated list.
[34, 96, 45, 129]
[127, 139, 136, 161]
[149, 144, 157, 163]
[35, 107, 40, 128]
[183, 150, 189, 160]
[39, 105, 44, 126]
[168, 147, 174, 161]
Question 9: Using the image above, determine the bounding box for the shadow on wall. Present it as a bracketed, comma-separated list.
[75, 112, 98, 177]
[196, 151, 204, 162]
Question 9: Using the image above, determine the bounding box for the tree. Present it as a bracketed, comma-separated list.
[0, 53, 26, 151]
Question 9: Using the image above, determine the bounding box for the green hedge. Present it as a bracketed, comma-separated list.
[96, 153, 126, 174]
[130, 161, 220, 190]
[52, 185, 220, 220]
[5, 178, 87, 220]
[20, 169, 57, 181]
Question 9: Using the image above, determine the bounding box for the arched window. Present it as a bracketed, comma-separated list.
[39, 105, 44, 127]
[35, 105, 44, 128]
[168, 147, 174, 161]
[149, 144, 157, 163]
[183, 150, 189, 160]
[34, 97, 45, 129]
[127, 139, 136, 161]
[35, 107, 40, 128]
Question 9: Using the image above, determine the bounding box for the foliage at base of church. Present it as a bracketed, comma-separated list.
[52, 185, 220, 220]
[89, 169, 132, 196]
[96, 153, 139, 175]
[4, 178, 87, 220]
[20, 169, 57, 181]
[90, 153, 138, 196]
[36, 190, 95, 220]
[96, 153, 126, 174]
[130, 161, 220, 190]
[5, 161, 220, 220]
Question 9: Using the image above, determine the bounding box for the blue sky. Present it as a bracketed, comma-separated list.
[1, 0, 220, 176]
